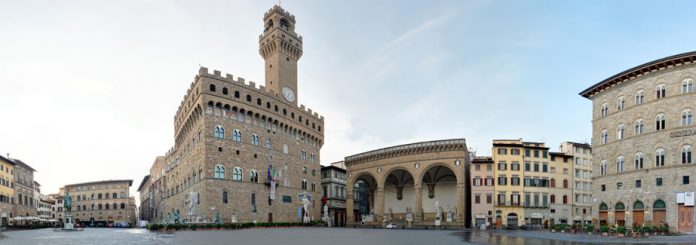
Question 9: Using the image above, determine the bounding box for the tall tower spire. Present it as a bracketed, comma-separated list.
[259, 5, 303, 105]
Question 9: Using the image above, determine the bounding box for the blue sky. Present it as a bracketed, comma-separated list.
[0, 0, 694, 195]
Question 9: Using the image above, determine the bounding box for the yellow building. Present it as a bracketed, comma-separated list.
[0, 155, 15, 226]
[492, 139, 574, 228]
[492, 139, 527, 227]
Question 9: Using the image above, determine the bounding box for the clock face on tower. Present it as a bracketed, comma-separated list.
[281, 87, 296, 102]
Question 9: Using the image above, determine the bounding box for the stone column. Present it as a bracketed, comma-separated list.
[414, 183, 423, 221]
[376, 186, 385, 221]
[346, 192, 354, 225]
[456, 182, 466, 224]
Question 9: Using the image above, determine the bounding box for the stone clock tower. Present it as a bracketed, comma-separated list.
[259, 5, 303, 105]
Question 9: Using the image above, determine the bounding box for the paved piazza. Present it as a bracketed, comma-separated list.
[2, 228, 696, 245]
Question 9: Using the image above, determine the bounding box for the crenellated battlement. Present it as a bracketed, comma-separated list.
[263, 5, 295, 23]
[196, 66, 323, 121]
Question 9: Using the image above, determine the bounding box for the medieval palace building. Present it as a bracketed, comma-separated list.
[142, 5, 324, 224]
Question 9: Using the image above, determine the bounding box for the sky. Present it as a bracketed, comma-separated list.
[1, 0, 695, 199]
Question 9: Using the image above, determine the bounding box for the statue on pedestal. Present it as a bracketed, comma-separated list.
[435, 201, 442, 226]
[302, 197, 311, 223]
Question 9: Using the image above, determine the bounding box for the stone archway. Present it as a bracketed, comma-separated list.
[351, 173, 377, 222]
[633, 200, 644, 226]
[383, 168, 414, 222]
[599, 202, 608, 226]
[615, 202, 625, 226]
[421, 165, 457, 221]
[653, 199, 667, 226]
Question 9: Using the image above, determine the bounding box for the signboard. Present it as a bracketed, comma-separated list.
[282, 195, 292, 203]
[677, 192, 685, 204]
[670, 128, 696, 138]
[687, 192, 695, 206]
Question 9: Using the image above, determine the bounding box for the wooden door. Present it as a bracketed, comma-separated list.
[653, 210, 666, 226]
[599, 211, 608, 225]
[679, 205, 694, 233]
[615, 211, 625, 226]
[633, 211, 644, 226]
[268, 213, 273, 223]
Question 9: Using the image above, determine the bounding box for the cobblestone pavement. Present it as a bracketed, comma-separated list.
[2, 227, 696, 245]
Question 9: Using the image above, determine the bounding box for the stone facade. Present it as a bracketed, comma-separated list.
[345, 139, 469, 228]
[142, 5, 323, 224]
[559, 142, 593, 224]
[63, 180, 136, 227]
[11, 158, 36, 219]
[581, 51, 696, 232]
[137, 175, 151, 222]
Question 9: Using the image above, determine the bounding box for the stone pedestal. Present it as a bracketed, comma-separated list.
[64, 214, 74, 230]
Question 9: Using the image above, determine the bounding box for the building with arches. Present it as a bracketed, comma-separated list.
[142, 4, 323, 224]
[581, 51, 696, 232]
[344, 139, 469, 228]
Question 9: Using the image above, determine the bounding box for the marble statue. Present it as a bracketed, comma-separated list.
[302, 197, 311, 223]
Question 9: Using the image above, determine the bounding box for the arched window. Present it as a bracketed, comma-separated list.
[656, 148, 665, 167]
[599, 202, 608, 211]
[112, 203, 117, 209]
[222, 191, 228, 204]
[616, 156, 625, 172]
[209, 84, 216, 92]
[550, 178, 556, 188]
[617, 124, 625, 140]
[280, 18, 289, 30]
[121, 203, 125, 209]
[617, 97, 625, 110]
[233, 167, 243, 181]
[683, 78, 694, 93]
[600, 160, 608, 175]
[251, 134, 260, 146]
[301, 179, 308, 190]
[266, 138, 272, 149]
[222, 87, 228, 95]
[654, 199, 666, 209]
[656, 84, 666, 99]
[249, 170, 259, 183]
[232, 129, 242, 142]
[246, 94, 252, 102]
[563, 195, 568, 204]
[682, 109, 693, 126]
[656, 113, 666, 130]
[112, 193, 117, 199]
[105, 192, 110, 199]
[600, 129, 608, 144]
[234, 91, 240, 98]
[206, 102, 213, 114]
[634, 119, 644, 135]
[634, 152, 644, 170]
[601, 103, 608, 117]
[682, 145, 692, 164]
[214, 164, 225, 179]
[550, 194, 556, 204]
[214, 125, 224, 139]
[98, 193, 102, 200]
[635, 90, 644, 105]
[105, 203, 110, 210]
[563, 179, 568, 188]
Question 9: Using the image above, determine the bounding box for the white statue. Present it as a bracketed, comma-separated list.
[435, 200, 442, 226]
[302, 197, 311, 223]
[188, 191, 197, 215]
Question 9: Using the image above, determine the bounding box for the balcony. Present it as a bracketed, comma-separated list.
[523, 203, 549, 209]
[495, 201, 522, 207]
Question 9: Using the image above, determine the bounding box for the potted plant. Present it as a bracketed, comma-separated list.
[600, 225, 609, 236]
[616, 226, 626, 237]
[585, 224, 595, 234]
[642, 225, 652, 237]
